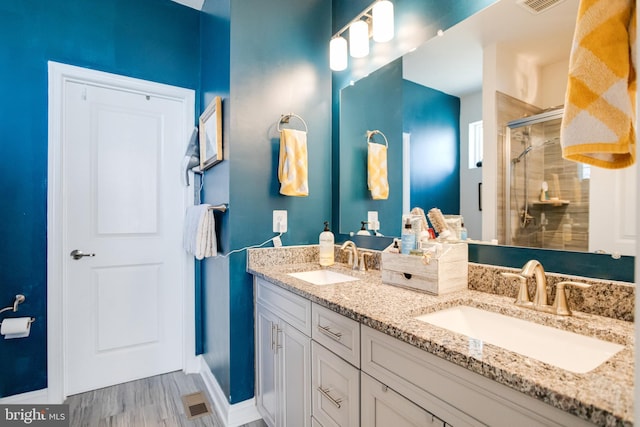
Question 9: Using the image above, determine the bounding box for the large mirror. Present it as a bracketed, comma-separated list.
[337, 0, 637, 257]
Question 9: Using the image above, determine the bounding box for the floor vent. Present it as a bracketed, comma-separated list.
[516, 0, 566, 14]
[182, 391, 212, 420]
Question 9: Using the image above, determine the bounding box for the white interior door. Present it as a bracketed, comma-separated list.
[589, 164, 637, 256]
[63, 80, 186, 395]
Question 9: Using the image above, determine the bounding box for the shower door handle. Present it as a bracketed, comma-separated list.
[70, 249, 95, 260]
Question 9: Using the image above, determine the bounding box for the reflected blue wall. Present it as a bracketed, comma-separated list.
[339, 59, 461, 236]
[339, 58, 403, 235]
[332, 0, 496, 237]
[0, 0, 200, 398]
[404, 80, 460, 216]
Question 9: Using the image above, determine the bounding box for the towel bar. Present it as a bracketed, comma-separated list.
[278, 113, 308, 133]
[207, 204, 228, 213]
[366, 129, 389, 147]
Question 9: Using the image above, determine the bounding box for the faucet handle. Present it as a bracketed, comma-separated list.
[359, 252, 373, 272]
[501, 272, 531, 306]
[553, 281, 591, 316]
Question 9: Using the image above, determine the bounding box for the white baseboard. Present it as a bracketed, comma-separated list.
[0, 388, 50, 404]
[197, 356, 262, 427]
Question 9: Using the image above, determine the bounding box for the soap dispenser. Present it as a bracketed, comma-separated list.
[356, 221, 371, 235]
[319, 221, 335, 266]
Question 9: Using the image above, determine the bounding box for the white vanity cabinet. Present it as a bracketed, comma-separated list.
[254, 276, 594, 427]
[255, 278, 312, 427]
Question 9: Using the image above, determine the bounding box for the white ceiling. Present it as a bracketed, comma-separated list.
[170, 0, 204, 10]
[402, 0, 579, 97]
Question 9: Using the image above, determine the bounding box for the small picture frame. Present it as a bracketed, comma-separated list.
[199, 96, 223, 170]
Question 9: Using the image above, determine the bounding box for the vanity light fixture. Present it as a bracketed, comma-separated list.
[349, 20, 370, 58]
[372, 0, 394, 42]
[330, 36, 348, 71]
[329, 0, 395, 71]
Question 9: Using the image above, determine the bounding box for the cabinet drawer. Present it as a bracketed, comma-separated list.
[312, 303, 360, 367]
[361, 326, 593, 427]
[311, 342, 359, 427]
[255, 277, 311, 335]
[361, 372, 445, 427]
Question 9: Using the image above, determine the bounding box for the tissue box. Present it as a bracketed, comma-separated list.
[381, 242, 468, 295]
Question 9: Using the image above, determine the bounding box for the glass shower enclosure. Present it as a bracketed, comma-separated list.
[504, 108, 590, 251]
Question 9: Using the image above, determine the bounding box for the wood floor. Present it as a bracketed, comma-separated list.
[64, 371, 267, 427]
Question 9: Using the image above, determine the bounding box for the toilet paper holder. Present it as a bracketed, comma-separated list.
[0, 294, 36, 324]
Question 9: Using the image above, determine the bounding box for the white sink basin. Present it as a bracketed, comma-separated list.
[288, 270, 359, 286]
[415, 305, 624, 374]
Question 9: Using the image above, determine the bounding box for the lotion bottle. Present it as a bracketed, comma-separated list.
[319, 221, 335, 266]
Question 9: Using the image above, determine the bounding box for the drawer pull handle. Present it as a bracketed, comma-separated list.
[270, 323, 278, 351]
[276, 327, 282, 350]
[317, 386, 342, 409]
[318, 325, 343, 341]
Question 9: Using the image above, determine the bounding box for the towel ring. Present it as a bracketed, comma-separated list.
[366, 130, 388, 148]
[278, 113, 308, 133]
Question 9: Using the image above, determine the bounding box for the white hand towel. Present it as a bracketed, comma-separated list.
[183, 204, 217, 259]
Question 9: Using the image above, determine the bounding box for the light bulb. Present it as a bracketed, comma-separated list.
[329, 37, 348, 71]
[349, 20, 369, 58]
[373, 0, 394, 43]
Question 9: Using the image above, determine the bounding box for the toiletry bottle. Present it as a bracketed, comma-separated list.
[540, 181, 549, 201]
[319, 221, 335, 266]
[401, 218, 416, 254]
[460, 222, 468, 240]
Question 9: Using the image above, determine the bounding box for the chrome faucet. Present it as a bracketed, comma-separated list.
[501, 260, 591, 316]
[340, 240, 359, 270]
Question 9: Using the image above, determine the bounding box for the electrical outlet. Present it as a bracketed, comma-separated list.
[273, 210, 287, 233]
[367, 211, 379, 230]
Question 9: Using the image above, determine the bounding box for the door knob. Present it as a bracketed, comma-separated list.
[70, 249, 95, 260]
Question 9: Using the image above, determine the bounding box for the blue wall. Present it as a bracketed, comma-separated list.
[199, 0, 232, 393]
[404, 80, 460, 216]
[0, 0, 200, 399]
[199, 0, 332, 404]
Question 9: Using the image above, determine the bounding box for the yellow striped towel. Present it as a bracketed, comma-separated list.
[368, 142, 389, 200]
[278, 128, 309, 196]
[560, 0, 636, 169]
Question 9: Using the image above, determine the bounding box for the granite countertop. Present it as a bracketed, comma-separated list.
[247, 259, 634, 427]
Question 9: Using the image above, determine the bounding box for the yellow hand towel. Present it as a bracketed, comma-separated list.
[368, 142, 389, 200]
[278, 128, 309, 196]
[560, 0, 636, 169]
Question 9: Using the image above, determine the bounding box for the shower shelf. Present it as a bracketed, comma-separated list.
[533, 199, 570, 206]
